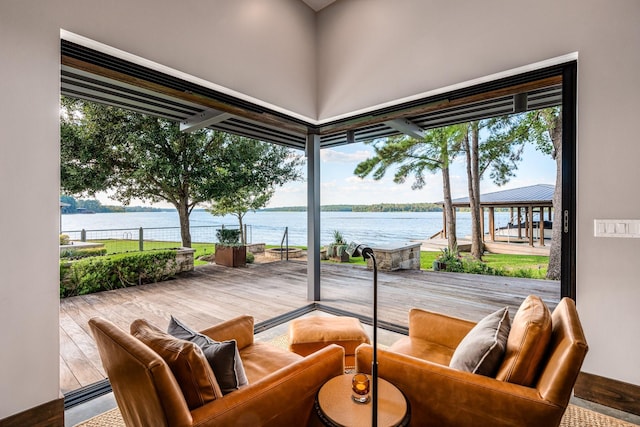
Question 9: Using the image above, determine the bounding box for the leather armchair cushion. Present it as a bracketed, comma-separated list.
[240, 342, 303, 384]
[168, 316, 248, 394]
[496, 295, 552, 386]
[389, 336, 455, 366]
[449, 306, 511, 377]
[131, 318, 222, 409]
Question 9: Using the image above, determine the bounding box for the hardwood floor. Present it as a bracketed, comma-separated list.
[59, 261, 560, 394]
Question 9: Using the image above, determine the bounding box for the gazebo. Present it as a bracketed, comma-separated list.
[441, 184, 555, 247]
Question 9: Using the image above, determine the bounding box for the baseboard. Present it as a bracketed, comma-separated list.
[0, 398, 64, 427]
[575, 371, 640, 416]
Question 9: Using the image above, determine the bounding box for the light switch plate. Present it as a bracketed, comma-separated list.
[594, 219, 640, 238]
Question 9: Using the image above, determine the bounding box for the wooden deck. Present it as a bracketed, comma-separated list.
[59, 261, 560, 394]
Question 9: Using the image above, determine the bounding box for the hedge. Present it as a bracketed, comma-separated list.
[60, 247, 108, 260]
[60, 250, 179, 298]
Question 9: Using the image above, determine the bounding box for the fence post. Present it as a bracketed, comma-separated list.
[139, 227, 144, 251]
[81, 229, 86, 242]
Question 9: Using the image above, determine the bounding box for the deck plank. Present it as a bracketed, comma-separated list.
[60, 261, 560, 394]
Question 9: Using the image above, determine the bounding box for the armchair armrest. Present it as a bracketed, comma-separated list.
[199, 315, 254, 349]
[356, 345, 563, 427]
[408, 308, 475, 349]
[190, 344, 345, 427]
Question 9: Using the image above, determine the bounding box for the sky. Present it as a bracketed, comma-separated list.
[94, 139, 556, 209]
[266, 140, 557, 208]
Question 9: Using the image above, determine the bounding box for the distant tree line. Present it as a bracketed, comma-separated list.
[60, 195, 169, 214]
[262, 203, 443, 212]
[352, 203, 442, 212]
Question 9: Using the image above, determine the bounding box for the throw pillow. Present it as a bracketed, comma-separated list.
[130, 319, 221, 410]
[168, 316, 248, 394]
[495, 295, 552, 386]
[449, 306, 511, 377]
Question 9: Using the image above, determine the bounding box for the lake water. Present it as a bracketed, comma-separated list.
[61, 210, 514, 246]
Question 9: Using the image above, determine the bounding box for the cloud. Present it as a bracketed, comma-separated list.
[319, 174, 445, 205]
[321, 149, 372, 163]
[274, 183, 305, 194]
[344, 175, 371, 184]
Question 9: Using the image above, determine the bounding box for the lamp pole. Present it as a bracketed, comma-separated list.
[347, 242, 378, 427]
[370, 249, 378, 427]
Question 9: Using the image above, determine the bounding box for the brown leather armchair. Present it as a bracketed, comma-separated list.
[356, 297, 588, 427]
[89, 315, 344, 427]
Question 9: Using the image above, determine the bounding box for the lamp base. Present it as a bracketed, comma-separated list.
[352, 395, 371, 404]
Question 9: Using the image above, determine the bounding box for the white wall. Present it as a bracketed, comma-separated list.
[317, 0, 640, 385]
[0, 2, 62, 418]
[0, 0, 316, 419]
[60, 0, 317, 118]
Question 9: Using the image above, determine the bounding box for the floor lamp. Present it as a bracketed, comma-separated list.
[346, 242, 378, 427]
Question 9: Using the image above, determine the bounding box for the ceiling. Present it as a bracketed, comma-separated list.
[301, 0, 337, 12]
[60, 40, 564, 151]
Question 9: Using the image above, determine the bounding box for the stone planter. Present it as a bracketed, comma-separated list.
[215, 244, 246, 267]
[175, 247, 195, 272]
[327, 244, 349, 262]
[366, 242, 421, 271]
[331, 252, 350, 263]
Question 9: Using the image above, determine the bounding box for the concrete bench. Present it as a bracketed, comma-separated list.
[367, 242, 421, 271]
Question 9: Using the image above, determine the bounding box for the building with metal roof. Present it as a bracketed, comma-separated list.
[439, 184, 555, 247]
[449, 184, 554, 207]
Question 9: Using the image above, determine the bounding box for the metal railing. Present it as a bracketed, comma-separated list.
[280, 227, 289, 260]
[61, 225, 251, 254]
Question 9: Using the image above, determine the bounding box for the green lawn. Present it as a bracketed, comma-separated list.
[328, 250, 549, 279]
[86, 240, 550, 279]
[423, 251, 548, 279]
[480, 253, 549, 279]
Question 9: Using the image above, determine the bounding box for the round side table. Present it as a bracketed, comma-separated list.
[315, 374, 410, 427]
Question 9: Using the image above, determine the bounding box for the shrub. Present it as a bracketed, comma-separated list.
[460, 259, 505, 276]
[60, 250, 179, 298]
[510, 268, 546, 279]
[434, 247, 463, 271]
[216, 228, 241, 246]
[435, 248, 505, 276]
[246, 252, 255, 264]
[435, 246, 460, 262]
[60, 247, 107, 260]
[60, 234, 70, 245]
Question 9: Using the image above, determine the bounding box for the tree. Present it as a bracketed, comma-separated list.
[207, 187, 275, 245]
[462, 115, 534, 260]
[467, 108, 561, 276]
[478, 108, 562, 278]
[463, 122, 483, 260]
[519, 107, 562, 280]
[59, 195, 77, 214]
[355, 126, 465, 251]
[60, 97, 303, 247]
